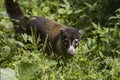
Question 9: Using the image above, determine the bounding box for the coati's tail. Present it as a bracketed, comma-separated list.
[5, 0, 24, 21]
[5, 0, 26, 36]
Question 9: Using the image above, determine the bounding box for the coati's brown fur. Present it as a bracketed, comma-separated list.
[5, 0, 81, 56]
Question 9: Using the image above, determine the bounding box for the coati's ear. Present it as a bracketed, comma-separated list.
[78, 30, 83, 35]
[60, 29, 65, 35]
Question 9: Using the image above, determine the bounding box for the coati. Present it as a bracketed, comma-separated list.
[5, 0, 81, 56]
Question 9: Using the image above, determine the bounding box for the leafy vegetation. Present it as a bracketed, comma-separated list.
[0, 0, 120, 80]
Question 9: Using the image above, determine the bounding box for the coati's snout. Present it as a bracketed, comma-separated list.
[60, 27, 81, 55]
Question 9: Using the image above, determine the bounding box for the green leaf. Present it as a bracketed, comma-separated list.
[15, 41, 26, 48]
[74, 9, 84, 14]
[92, 22, 98, 29]
[99, 51, 104, 58]
[0, 68, 18, 80]
[18, 62, 40, 80]
[1, 46, 10, 58]
[113, 25, 119, 38]
[21, 34, 28, 42]
[84, 2, 92, 8]
[44, 60, 57, 67]
[58, 8, 66, 14]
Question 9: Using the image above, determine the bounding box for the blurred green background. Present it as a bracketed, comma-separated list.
[0, 0, 120, 80]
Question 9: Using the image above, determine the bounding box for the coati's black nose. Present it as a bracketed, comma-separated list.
[69, 53, 74, 56]
[68, 51, 74, 56]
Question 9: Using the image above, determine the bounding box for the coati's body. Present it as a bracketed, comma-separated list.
[5, 0, 81, 56]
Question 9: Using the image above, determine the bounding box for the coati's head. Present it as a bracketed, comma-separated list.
[60, 27, 81, 56]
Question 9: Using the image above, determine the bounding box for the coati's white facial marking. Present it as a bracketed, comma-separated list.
[63, 38, 69, 45]
[67, 45, 76, 55]
[62, 38, 80, 55]
[67, 39, 80, 55]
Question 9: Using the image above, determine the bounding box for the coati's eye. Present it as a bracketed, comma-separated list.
[63, 38, 69, 44]
[73, 39, 78, 43]
[62, 38, 70, 48]
[74, 40, 78, 43]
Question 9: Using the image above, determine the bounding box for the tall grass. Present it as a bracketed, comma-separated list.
[0, 0, 120, 80]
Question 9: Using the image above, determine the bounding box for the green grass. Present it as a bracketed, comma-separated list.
[0, 0, 120, 80]
[0, 19, 120, 80]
